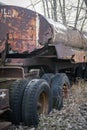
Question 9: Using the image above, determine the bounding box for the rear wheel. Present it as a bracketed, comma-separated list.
[22, 79, 52, 127]
[84, 65, 87, 80]
[41, 73, 54, 84]
[9, 79, 30, 124]
[51, 73, 70, 110]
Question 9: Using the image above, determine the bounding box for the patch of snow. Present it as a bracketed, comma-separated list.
[46, 18, 67, 31]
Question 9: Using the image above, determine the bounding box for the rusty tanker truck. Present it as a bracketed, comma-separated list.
[0, 5, 87, 127]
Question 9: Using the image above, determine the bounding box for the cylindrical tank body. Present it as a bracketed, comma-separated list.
[0, 5, 53, 53]
[0, 5, 87, 54]
[45, 19, 87, 49]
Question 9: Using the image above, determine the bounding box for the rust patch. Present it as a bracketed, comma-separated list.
[0, 6, 37, 53]
[55, 44, 74, 60]
[0, 6, 52, 54]
[55, 43, 87, 63]
[0, 67, 24, 79]
[73, 49, 87, 63]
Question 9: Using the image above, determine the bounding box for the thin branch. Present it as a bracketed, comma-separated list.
[80, 16, 86, 31]
[78, 0, 84, 18]
[74, 0, 80, 28]
[48, 0, 54, 19]
[42, 0, 46, 17]
[58, 0, 63, 22]
[53, 0, 57, 21]
[45, 0, 50, 18]
[26, 0, 41, 9]
[62, 0, 66, 25]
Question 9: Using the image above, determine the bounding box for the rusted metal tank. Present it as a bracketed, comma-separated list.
[0, 5, 52, 54]
[46, 19, 87, 49]
[0, 5, 87, 54]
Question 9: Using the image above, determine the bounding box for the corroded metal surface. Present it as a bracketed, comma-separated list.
[0, 5, 87, 63]
[0, 5, 37, 53]
[0, 66, 24, 78]
[55, 44, 87, 63]
[0, 5, 52, 53]
[47, 19, 87, 49]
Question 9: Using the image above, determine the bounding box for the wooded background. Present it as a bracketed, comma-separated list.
[27, 0, 87, 32]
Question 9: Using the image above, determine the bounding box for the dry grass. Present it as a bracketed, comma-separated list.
[70, 80, 87, 104]
[63, 80, 87, 113]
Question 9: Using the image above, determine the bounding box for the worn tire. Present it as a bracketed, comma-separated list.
[41, 73, 54, 84]
[84, 65, 87, 80]
[9, 79, 30, 124]
[75, 66, 83, 79]
[51, 73, 70, 110]
[22, 79, 52, 127]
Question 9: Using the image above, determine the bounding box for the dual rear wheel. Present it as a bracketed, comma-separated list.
[10, 73, 70, 126]
[42, 73, 70, 110]
[10, 79, 52, 126]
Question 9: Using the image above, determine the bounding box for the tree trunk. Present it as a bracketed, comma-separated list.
[62, 0, 66, 25]
[42, 0, 46, 17]
[74, 0, 80, 29]
[59, 0, 66, 25]
[45, 0, 50, 18]
[53, 0, 57, 21]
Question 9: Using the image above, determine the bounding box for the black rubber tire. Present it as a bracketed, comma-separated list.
[9, 79, 30, 124]
[84, 65, 87, 80]
[51, 73, 70, 110]
[41, 73, 54, 84]
[22, 79, 52, 127]
[75, 66, 83, 79]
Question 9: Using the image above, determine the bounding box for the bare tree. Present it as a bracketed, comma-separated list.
[84, 0, 87, 7]
[42, 0, 46, 17]
[80, 14, 86, 31]
[62, 0, 66, 25]
[74, 0, 81, 28]
[74, 0, 85, 29]
[53, 0, 57, 21]
[58, 0, 67, 25]
[42, 0, 51, 18]
[48, 0, 54, 19]
[26, 0, 87, 32]
[46, 0, 50, 18]
[58, 0, 64, 23]
[26, 0, 41, 10]
[80, 0, 87, 31]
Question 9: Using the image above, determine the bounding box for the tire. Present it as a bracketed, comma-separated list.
[22, 79, 52, 127]
[41, 73, 54, 84]
[9, 79, 30, 124]
[84, 65, 87, 80]
[75, 66, 83, 79]
[51, 73, 70, 110]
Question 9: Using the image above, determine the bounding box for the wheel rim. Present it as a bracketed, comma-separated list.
[37, 91, 49, 115]
[62, 83, 69, 98]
